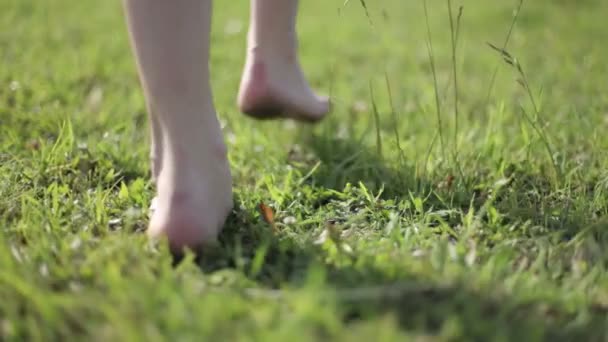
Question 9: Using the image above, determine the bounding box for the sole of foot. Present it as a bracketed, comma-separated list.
[237, 60, 330, 123]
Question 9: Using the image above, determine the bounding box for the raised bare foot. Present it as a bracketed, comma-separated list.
[237, 52, 330, 122]
[147, 118, 233, 254]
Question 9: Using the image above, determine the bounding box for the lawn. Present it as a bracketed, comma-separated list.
[1, 0, 608, 340]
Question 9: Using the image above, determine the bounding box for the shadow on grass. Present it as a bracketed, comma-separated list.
[303, 131, 607, 241]
[297, 129, 421, 199]
[189, 131, 607, 339]
[199, 205, 605, 340]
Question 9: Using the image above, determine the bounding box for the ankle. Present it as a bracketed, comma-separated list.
[246, 37, 298, 63]
[163, 139, 228, 167]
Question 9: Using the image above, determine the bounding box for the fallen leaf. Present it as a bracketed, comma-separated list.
[259, 202, 277, 232]
[25, 139, 40, 151]
[446, 174, 455, 190]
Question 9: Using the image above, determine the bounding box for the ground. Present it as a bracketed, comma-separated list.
[1, 0, 608, 340]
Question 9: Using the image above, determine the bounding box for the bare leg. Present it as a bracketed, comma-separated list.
[123, 0, 232, 253]
[237, 0, 330, 122]
[150, 112, 162, 182]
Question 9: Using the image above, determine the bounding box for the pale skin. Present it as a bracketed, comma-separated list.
[122, 0, 329, 253]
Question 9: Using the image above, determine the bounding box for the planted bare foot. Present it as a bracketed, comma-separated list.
[237, 52, 330, 122]
[147, 119, 233, 254]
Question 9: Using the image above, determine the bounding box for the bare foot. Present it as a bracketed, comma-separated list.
[147, 120, 233, 254]
[237, 52, 330, 122]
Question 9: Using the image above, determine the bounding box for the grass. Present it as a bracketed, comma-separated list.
[1, 0, 608, 340]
